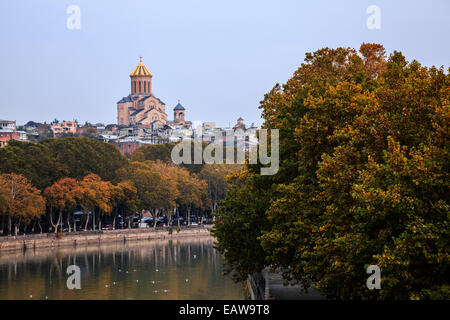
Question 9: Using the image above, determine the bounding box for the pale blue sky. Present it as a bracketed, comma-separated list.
[0, 0, 449, 127]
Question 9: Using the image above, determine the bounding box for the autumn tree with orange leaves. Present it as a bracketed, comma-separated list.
[78, 174, 113, 231]
[44, 177, 80, 233]
[0, 173, 45, 235]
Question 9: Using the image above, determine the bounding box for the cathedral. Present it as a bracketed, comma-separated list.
[117, 58, 191, 128]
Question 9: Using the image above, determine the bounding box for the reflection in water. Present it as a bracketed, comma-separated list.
[0, 237, 243, 300]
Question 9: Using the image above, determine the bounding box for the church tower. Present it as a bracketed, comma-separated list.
[130, 56, 152, 95]
[174, 101, 185, 124]
[117, 57, 168, 126]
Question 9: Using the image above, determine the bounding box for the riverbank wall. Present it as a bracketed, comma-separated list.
[0, 226, 213, 253]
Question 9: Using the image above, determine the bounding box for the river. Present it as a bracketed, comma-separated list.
[0, 236, 243, 300]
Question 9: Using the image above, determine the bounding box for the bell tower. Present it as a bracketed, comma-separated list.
[173, 100, 185, 124]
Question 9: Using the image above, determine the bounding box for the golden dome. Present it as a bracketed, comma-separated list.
[129, 57, 152, 77]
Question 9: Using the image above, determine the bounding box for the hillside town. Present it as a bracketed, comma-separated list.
[1, 58, 259, 155]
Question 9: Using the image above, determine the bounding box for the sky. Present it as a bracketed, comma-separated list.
[0, 0, 449, 127]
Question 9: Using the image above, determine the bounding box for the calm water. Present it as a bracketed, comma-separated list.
[0, 236, 243, 300]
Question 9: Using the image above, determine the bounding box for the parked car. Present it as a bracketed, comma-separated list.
[102, 224, 113, 230]
[202, 217, 213, 224]
[156, 216, 167, 227]
[115, 221, 126, 229]
[172, 217, 184, 226]
[131, 216, 140, 228]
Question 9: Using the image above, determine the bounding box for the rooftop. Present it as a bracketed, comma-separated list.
[174, 101, 185, 110]
[129, 57, 152, 77]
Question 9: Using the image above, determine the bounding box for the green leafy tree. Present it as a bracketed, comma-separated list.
[131, 143, 176, 163]
[212, 167, 273, 282]
[215, 43, 449, 299]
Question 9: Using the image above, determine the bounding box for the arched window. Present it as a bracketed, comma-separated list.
[144, 82, 146, 92]
[139, 81, 141, 92]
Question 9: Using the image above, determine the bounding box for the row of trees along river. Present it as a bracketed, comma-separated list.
[0, 138, 241, 235]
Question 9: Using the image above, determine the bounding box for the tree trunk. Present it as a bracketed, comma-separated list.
[49, 209, 62, 233]
[153, 209, 158, 230]
[84, 212, 90, 230]
[55, 211, 62, 233]
[189, 206, 192, 226]
[8, 215, 12, 236]
[49, 210, 54, 231]
[112, 213, 116, 230]
[210, 191, 214, 212]
[38, 219, 43, 234]
[66, 213, 71, 233]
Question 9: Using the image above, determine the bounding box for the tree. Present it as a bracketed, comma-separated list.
[199, 164, 238, 213]
[44, 178, 80, 233]
[110, 181, 137, 229]
[42, 137, 127, 183]
[131, 143, 176, 163]
[212, 167, 272, 282]
[174, 166, 208, 225]
[148, 161, 180, 227]
[0, 137, 127, 190]
[80, 127, 99, 139]
[0, 173, 45, 235]
[0, 140, 68, 190]
[214, 43, 450, 299]
[116, 161, 171, 227]
[78, 174, 112, 231]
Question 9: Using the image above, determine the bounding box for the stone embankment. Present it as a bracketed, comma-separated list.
[0, 226, 212, 252]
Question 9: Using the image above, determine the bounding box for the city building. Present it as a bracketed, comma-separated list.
[202, 122, 216, 130]
[117, 58, 192, 129]
[167, 101, 192, 129]
[51, 121, 78, 135]
[0, 129, 28, 147]
[233, 117, 246, 130]
[0, 119, 16, 130]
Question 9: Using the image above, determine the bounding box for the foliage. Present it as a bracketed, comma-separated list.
[0, 173, 45, 233]
[214, 43, 449, 299]
[0, 138, 127, 189]
[212, 167, 273, 282]
[131, 143, 176, 163]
